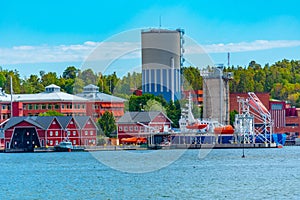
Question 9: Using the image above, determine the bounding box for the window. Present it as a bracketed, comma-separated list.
[124, 126, 128, 131]
[119, 126, 123, 131]
[42, 104, 46, 109]
[28, 104, 33, 110]
[87, 121, 91, 124]
[55, 140, 59, 145]
[73, 140, 76, 145]
[50, 131, 53, 136]
[50, 140, 53, 145]
[55, 131, 58, 136]
[52, 121, 56, 124]
[48, 104, 52, 109]
[85, 131, 88, 135]
[34, 104, 39, 110]
[90, 131, 93, 135]
[55, 104, 59, 109]
[129, 126, 133, 131]
[134, 126, 138, 131]
[73, 131, 76, 136]
[61, 104, 65, 109]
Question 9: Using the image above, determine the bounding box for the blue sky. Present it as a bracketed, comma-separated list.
[1, 0, 300, 77]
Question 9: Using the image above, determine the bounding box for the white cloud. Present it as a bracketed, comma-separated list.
[0, 41, 140, 65]
[196, 40, 300, 54]
[1, 40, 300, 65]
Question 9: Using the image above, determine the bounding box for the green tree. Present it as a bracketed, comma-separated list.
[39, 110, 64, 116]
[63, 66, 79, 79]
[230, 110, 238, 126]
[144, 99, 166, 113]
[41, 72, 58, 87]
[97, 111, 117, 138]
[78, 69, 98, 85]
[166, 100, 181, 128]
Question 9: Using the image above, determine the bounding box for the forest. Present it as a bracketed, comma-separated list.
[1, 58, 300, 106]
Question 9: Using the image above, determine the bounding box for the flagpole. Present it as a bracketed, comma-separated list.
[10, 76, 13, 118]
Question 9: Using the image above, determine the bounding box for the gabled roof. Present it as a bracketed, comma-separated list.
[3, 116, 97, 131]
[4, 117, 45, 130]
[33, 116, 57, 129]
[73, 116, 98, 130]
[55, 116, 73, 129]
[117, 111, 172, 124]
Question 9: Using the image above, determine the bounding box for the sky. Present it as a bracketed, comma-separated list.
[1, 0, 300, 78]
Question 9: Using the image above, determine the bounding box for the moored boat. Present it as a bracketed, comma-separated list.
[54, 141, 85, 152]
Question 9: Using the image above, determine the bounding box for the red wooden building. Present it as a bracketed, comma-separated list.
[3, 116, 97, 151]
[117, 111, 172, 139]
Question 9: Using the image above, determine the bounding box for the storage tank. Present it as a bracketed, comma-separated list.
[141, 28, 184, 102]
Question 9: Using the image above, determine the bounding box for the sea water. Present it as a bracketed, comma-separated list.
[0, 146, 299, 200]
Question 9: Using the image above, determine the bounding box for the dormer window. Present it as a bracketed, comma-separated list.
[45, 84, 61, 93]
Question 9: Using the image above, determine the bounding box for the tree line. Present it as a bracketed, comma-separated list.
[2, 59, 299, 99]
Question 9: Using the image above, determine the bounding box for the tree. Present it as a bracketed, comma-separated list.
[230, 110, 238, 126]
[39, 110, 64, 116]
[97, 111, 117, 138]
[62, 66, 79, 79]
[144, 99, 166, 114]
[41, 72, 58, 87]
[78, 69, 98, 85]
[166, 100, 181, 128]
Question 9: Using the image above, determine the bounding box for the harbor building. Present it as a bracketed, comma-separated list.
[0, 84, 125, 123]
[3, 116, 97, 151]
[141, 28, 184, 102]
[117, 111, 172, 142]
[202, 67, 233, 124]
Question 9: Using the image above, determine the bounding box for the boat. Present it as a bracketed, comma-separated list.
[54, 141, 85, 152]
[121, 137, 147, 144]
[179, 93, 209, 133]
[214, 125, 234, 134]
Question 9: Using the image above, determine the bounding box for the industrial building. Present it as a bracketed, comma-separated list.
[141, 28, 184, 102]
[202, 67, 233, 124]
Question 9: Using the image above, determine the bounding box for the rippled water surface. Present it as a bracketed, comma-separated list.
[1, 146, 299, 200]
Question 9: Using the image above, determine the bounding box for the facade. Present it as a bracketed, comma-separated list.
[270, 100, 300, 140]
[141, 28, 184, 102]
[117, 111, 172, 139]
[0, 84, 125, 123]
[76, 84, 125, 120]
[3, 116, 97, 150]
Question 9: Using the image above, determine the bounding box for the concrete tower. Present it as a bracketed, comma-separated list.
[141, 28, 184, 102]
[202, 67, 233, 124]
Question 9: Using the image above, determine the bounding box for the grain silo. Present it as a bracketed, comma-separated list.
[141, 28, 184, 102]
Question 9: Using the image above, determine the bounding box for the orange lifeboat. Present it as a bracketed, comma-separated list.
[214, 125, 234, 134]
[186, 123, 208, 130]
[121, 137, 147, 144]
